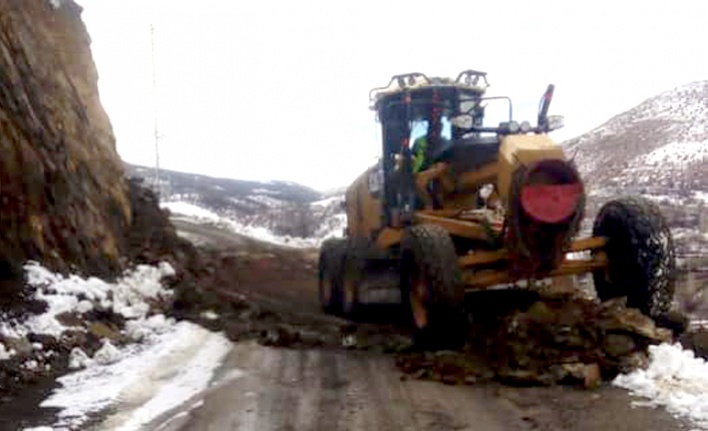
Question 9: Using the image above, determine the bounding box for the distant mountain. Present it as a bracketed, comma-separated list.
[564, 80, 708, 204]
[563, 81, 708, 264]
[124, 163, 346, 243]
[124, 163, 323, 206]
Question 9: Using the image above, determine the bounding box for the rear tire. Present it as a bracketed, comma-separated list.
[592, 196, 676, 319]
[401, 224, 467, 350]
[319, 238, 345, 314]
[342, 239, 368, 318]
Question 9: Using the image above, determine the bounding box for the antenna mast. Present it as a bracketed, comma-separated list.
[150, 23, 161, 195]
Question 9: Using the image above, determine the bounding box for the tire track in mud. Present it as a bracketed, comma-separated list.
[146, 342, 543, 431]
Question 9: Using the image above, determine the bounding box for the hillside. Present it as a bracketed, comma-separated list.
[124, 163, 346, 245]
[564, 81, 708, 253]
[564, 80, 707, 208]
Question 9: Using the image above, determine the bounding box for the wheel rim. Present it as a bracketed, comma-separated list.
[410, 271, 429, 329]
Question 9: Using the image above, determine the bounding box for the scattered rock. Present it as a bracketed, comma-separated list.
[88, 321, 125, 343]
[396, 292, 674, 387]
[654, 310, 690, 337]
[679, 327, 708, 360]
[561, 362, 602, 389]
[56, 312, 84, 329]
[2, 337, 32, 357]
[603, 333, 637, 357]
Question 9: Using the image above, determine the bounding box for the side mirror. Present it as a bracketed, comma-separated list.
[547, 115, 565, 132]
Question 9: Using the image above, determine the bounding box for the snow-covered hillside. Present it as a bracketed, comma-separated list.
[564, 80, 708, 203]
[125, 164, 347, 248]
[161, 201, 345, 249]
[563, 81, 708, 282]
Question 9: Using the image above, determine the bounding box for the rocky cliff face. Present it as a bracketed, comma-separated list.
[0, 0, 130, 278]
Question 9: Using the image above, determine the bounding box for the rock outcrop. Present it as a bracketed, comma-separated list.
[0, 0, 130, 280]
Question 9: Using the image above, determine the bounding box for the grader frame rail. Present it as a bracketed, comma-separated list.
[319, 70, 677, 350]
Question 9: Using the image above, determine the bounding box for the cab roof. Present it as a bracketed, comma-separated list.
[369, 70, 490, 111]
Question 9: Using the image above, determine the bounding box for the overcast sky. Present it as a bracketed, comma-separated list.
[75, 0, 708, 191]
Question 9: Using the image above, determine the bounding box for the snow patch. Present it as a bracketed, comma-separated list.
[160, 201, 221, 222]
[165, 200, 343, 248]
[4, 261, 231, 431]
[200, 310, 219, 320]
[93, 340, 122, 366]
[641, 141, 708, 166]
[1, 261, 177, 342]
[246, 194, 286, 207]
[69, 348, 93, 370]
[613, 343, 708, 430]
[311, 195, 343, 208]
[251, 187, 281, 196]
[38, 321, 232, 431]
[124, 314, 174, 341]
[0, 342, 13, 360]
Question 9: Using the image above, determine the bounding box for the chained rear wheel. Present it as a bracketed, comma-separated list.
[402, 224, 467, 350]
[592, 196, 677, 319]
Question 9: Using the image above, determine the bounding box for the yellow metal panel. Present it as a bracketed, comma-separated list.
[345, 164, 383, 239]
[458, 236, 608, 268]
[375, 227, 403, 248]
[413, 213, 489, 241]
[463, 253, 608, 289]
[497, 135, 565, 206]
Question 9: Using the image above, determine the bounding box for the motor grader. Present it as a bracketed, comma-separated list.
[318, 69, 676, 350]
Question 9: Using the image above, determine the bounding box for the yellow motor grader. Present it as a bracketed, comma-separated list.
[318, 70, 676, 350]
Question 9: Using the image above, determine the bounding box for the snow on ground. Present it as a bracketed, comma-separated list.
[251, 188, 281, 196]
[696, 191, 708, 205]
[640, 141, 708, 166]
[220, 218, 327, 248]
[160, 201, 221, 223]
[311, 195, 344, 208]
[162, 200, 344, 249]
[10, 262, 234, 431]
[41, 321, 231, 431]
[614, 342, 708, 430]
[246, 194, 286, 207]
[1, 262, 176, 358]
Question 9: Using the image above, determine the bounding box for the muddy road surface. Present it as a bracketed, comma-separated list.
[135, 219, 692, 431]
[132, 341, 688, 431]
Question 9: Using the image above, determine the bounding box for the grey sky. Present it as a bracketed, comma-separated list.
[75, 0, 708, 191]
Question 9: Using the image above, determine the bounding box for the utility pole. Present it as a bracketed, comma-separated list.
[150, 23, 161, 196]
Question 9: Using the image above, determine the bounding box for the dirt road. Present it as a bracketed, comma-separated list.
[124, 220, 692, 431]
[131, 340, 689, 431]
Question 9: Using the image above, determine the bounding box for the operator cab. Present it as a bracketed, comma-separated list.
[369, 71, 489, 177]
[368, 69, 564, 223]
[370, 70, 564, 175]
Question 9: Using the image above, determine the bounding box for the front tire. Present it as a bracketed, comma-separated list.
[592, 196, 676, 319]
[401, 224, 467, 350]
